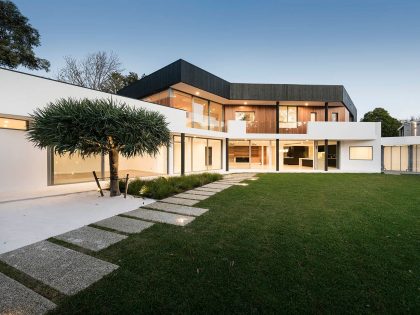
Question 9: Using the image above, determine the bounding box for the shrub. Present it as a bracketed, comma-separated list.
[119, 173, 223, 199]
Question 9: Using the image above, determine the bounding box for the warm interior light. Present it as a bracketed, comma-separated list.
[195, 92, 200, 95]
[244, 102, 247, 105]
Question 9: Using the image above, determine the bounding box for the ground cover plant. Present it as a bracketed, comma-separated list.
[119, 172, 223, 199]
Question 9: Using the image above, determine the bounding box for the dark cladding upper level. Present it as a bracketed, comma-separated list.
[118, 59, 357, 119]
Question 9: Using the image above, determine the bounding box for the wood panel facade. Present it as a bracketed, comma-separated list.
[224, 105, 277, 134]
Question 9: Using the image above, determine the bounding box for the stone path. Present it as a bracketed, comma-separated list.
[94, 216, 154, 234]
[0, 272, 56, 315]
[0, 241, 118, 295]
[54, 226, 127, 252]
[124, 209, 195, 226]
[0, 173, 258, 313]
[160, 196, 199, 206]
[144, 201, 208, 216]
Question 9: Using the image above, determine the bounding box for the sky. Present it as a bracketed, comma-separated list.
[12, 0, 420, 120]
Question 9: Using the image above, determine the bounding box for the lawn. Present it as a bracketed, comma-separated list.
[50, 174, 419, 314]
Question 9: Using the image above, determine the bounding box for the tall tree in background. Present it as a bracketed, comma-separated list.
[57, 51, 122, 90]
[0, 0, 50, 71]
[28, 98, 171, 196]
[102, 71, 139, 93]
[360, 107, 401, 137]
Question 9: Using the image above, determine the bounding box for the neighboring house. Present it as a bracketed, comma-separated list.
[398, 121, 420, 137]
[0, 59, 389, 195]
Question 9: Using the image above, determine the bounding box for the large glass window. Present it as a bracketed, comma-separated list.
[209, 102, 223, 131]
[229, 140, 275, 170]
[192, 97, 209, 130]
[172, 91, 193, 127]
[53, 152, 102, 185]
[279, 106, 297, 128]
[0, 117, 28, 130]
[416, 145, 420, 172]
[173, 136, 222, 174]
[235, 111, 255, 122]
[142, 90, 170, 106]
[349, 146, 373, 160]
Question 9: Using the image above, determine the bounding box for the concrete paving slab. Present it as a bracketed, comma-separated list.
[143, 202, 208, 216]
[54, 226, 127, 252]
[174, 193, 209, 201]
[124, 209, 195, 226]
[185, 189, 217, 196]
[202, 183, 232, 189]
[0, 272, 56, 315]
[94, 216, 154, 234]
[160, 197, 199, 206]
[194, 187, 223, 192]
[0, 241, 118, 295]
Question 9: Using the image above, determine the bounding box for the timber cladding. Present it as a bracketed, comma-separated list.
[224, 105, 277, 133]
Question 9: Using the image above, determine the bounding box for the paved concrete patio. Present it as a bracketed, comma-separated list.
[0, 191, 154, 254]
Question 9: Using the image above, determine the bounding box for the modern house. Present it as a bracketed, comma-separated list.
[0, 59, 397, 196]
[398, 120, 420, 137]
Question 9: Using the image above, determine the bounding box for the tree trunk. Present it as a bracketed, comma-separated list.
[109, 149, 121, 197]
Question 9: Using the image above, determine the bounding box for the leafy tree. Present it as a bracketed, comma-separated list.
[102, 71, 139, 93]
[0, 0, 50, 71]
[360, 107, 401, 137]
[28, 98, 171, 196]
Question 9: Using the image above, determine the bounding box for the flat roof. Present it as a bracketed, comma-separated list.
[118, 59, 357, 119]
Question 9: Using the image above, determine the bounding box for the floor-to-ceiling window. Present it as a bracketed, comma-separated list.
[209, 102, 224, 131]
[229, 140, 275, 170]
[173, 135, 223, 174]
[383, 145, 412, 172]
[52, 148, 167, 185]
[279, 140, 315, 170]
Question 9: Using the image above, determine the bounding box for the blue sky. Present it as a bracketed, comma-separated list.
[13, 0, 420, 119]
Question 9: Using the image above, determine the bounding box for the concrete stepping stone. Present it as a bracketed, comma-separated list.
[174, 193, 209, 201]
[0, 241, 118, 295]
[202, 183, 232, 189]
[125, 209, 195, 226]
[143, 201, 208, 216]
[185, 189, 217, 196]
[0, 272, 56, 315]
[94, 216, 154, 234]
[195, 187, 223, 192]
[54, 226, 127, 252]
[160, 197, 199, 206]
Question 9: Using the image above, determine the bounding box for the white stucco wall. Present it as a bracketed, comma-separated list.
[339, 140, 381, 172]
[0, 129, 48, 192]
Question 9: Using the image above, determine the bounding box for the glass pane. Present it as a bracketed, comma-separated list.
[416, 145, 420, 172]
[185, 137, 192, 173]
[142, 90, 170, 106]
[288, 107, 297, 122]
[401, 146, 408, 171]
[116, 147, 167, 178]
[192, 138, 208, 172]
[208, 139, 222, 170]
[54, 152, 102, 184]
[310, 112, 316, 122]
[172, 91, 192, 127]
[384, 147, 392, 170]
[229, 140, 250, 169]
[279, 106, 288, 123]
[391, 146, 400, 170]
[173, 136, 182, 174]
[209, 102, 223, 131]
[192, 97, 208, 130]
[235, 112, 255, 121]
[0, 117, 27, 130]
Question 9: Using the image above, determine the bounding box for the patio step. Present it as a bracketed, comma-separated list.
[184, 189, 217, 196]
[0, 272, 56, 315]
[0, 241, 118, 295]
[54, 226, 127, 252]
[160, 197, 199, 206]
[124, 209, 195, 226]
[174, 193, 209, 201]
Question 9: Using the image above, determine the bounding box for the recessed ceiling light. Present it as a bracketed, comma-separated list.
[244, 102, 247, 105]
[195, 92, 200, 95]
[305, 103, 309, 106]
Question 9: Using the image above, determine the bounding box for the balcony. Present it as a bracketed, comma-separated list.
[186, 112, 225, 132]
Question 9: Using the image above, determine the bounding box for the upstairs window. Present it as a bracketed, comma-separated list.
[310, 112, 317, 122]
[279, 106, 297, 128]
[331, 112, 338, 122]
[0, 117, 28, 130]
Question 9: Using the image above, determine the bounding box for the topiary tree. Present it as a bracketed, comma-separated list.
[28, 98, 171, 196]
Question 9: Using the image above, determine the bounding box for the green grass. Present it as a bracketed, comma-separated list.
[43, 174, 419, 314]
[119, 172, 222, 199]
